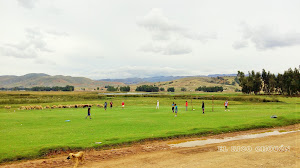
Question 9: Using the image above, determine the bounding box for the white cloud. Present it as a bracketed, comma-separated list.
[89, 66, 199, 79]
[17, 0, 38, 9]
[234, 23, 300, 50]
[46, 30, 69, 37]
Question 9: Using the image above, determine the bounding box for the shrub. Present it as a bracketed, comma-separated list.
[195, 86, 223, 92]
[136, 85, 159, 92]
[107, 86, 118, 92]
[167, 87, 175, 92]
[120, 86, 130, 92]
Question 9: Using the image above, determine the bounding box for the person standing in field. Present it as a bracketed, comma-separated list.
[202, 101, 205, 114]
[224, 100, 229, 111]
[122, 101, 125, 109]
[110, 101, 113, 108]
[104, 102, 107, 111]
[185, 101, 188, 111]
[172, 102, 175, 113]
[175, 104, 178, 117]
[85, 106, 92, 119]
[156, 100, 159, 109]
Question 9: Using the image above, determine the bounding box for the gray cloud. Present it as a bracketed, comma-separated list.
[137, 8, 182, 32]
[17, 0, 38, 9]
[0, 46, 37, 58]
[138, 8, 216, 55]
[182, 31, 217, 43]
[232, 40, 248, 49]
[46, 30, 69, 37]
[0, 27, 54, 59]
[34, 58, 56, 65]
[138, 8, 217, 42]
[140, 42, 192, 55]
[235, 23, 300, 50]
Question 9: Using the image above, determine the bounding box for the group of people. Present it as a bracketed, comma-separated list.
[171, 102, 178, 117]
[103, 101, 114, 110]
[170, 100, 229, 116]
[86, 100, 229, 119]
[85, 101, 114, 119]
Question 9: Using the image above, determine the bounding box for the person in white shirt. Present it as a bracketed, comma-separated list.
[156, 100, 159, 109]
[224, 100, 229, 111]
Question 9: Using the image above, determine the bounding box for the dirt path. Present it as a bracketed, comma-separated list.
[1, 124, 299, 168]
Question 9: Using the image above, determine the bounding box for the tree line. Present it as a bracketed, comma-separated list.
[134, 85, 175, 92]
[31, 85, 75, 91]
[135, 85, 159, 92]
[195, 86, 223, 92]
[237, 67, 300, 95]
[0, 85, 75, 91]
[106, 86, 130, 92]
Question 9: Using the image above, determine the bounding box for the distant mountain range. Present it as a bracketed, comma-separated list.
[99, 74, 237, 84]
[0, 73, 124, 88]
[98, 76, 192, 84]
[0, 73, 237, 89]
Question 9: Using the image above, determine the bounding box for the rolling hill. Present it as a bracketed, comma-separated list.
[131, 76, 241, 92]
[0, 73, 240, 92]
[0, 73, 124, 89]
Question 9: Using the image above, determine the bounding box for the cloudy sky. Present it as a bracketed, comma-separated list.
[0, 0, 299, 79]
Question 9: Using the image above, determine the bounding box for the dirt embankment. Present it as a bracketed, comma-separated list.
[1, 124, 299, 168]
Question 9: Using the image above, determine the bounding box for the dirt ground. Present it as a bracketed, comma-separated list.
[1, 124, 299, 168]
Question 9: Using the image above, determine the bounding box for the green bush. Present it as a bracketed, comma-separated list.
[195, 86, 223, 92]
[136, 85, 159, 92]
[107, 86, 118, 92]
[167, 87, 175, 92]
[120, 86, 130, 92]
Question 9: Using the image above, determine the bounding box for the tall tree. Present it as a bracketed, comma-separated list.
[261, 69, 269, 93]
[253, 71, 262, 94]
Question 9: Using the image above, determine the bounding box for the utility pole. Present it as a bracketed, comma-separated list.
[190, 90, 193, 110]
[212, 95, 214, 112]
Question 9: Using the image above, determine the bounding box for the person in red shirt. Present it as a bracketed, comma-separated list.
[185, 101, 188, 111]
[110, 101, 113, 109]
[122, 101, 125, 109]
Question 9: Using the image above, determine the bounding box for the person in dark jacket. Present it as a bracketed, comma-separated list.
[202, 101, 205, 114]
[104, 102, 107, 110]
[85, 107, 92, 119]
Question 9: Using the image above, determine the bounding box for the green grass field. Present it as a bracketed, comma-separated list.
[0, 93, 299, 163]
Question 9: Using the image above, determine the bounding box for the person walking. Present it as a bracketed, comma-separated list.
[156, 100, 159, 109]
[185, 101, 188, 111]
[224, 100, 229, 111]
[172, 102, 175, 113]
[175, 104, 178, 117]
[104, 102, 107, 111]
[202, 101, 205, 114]
[110, 101, 113, 109]
[85, 106, 92, 119]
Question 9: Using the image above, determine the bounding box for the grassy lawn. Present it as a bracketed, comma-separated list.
[0, 94, 299, 162]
